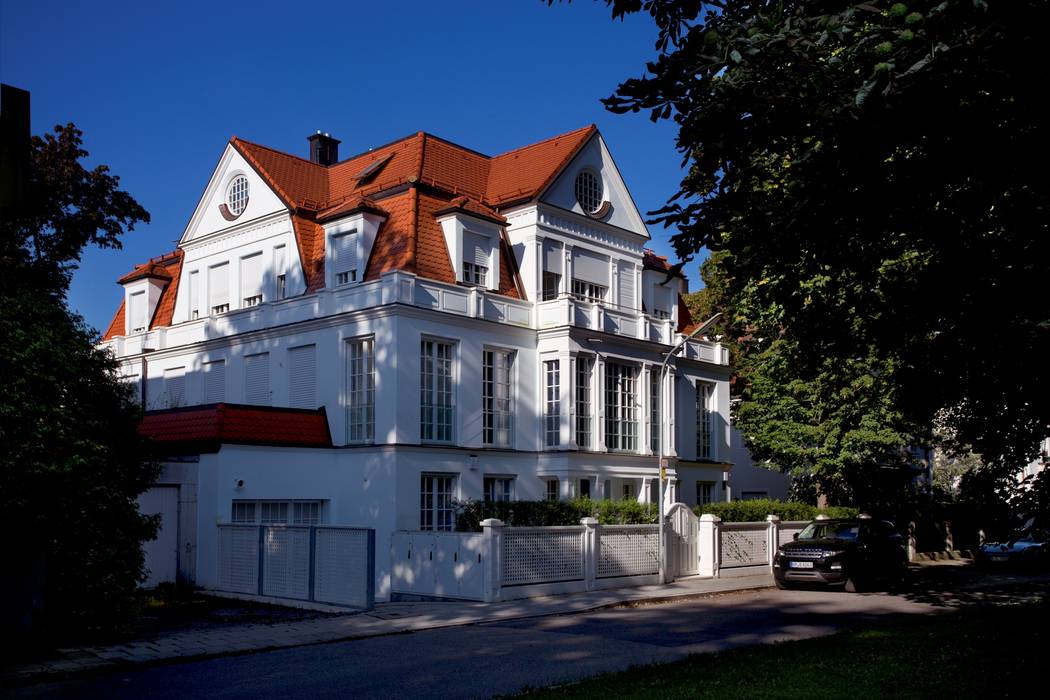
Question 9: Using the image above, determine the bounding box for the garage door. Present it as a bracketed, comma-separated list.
[138, 486, 179, 587]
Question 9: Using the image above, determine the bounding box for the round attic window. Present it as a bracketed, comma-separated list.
[574, 170, 603, 214]
[226, 175, 250, 217]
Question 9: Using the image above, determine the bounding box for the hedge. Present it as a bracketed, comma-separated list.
[454, 498, 659, 531]
[694, 499, 859, 523]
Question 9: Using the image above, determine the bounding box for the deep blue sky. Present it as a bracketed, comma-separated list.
[1, 0, 705, 333]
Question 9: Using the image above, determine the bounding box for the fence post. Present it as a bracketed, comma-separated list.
[581, 517, 599, 590]
[698, 514, 721, 578]
[481, 518, 504, 603]
[766, 514, 780, 574]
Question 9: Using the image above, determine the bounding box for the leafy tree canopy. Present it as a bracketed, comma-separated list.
[1, 123, 157, 638]
[582, 0, 1049, 505]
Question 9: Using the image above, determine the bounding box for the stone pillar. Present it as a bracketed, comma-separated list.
[481, 518, 504, 602]
[766, 514, 781, 573]
[699, 514, 721, 578]
[581, 517, 599, 590]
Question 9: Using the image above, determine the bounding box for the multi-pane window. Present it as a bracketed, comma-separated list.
[226, 175, 250, 216]
[571, 280, 606, 304]
[483, 349, 513, 447]
[605, 363, 638, 452]
[575, 357, 593, 449]
[420, 474, 455, 531]
[293, 502, 320, 525]
[622, 482, 635, 501]
[231, 500, 323, 525]
[546, 478, 559, 502]
[696, 382, 714, 460]
[697, 482, 714, 506]
[652, 308, 670, 320]
[347, 338, 375, 443]
[331, 231, 359, 287]
[260, 502, 289, 524]
[231, 501, 256, 524]
[463, 261, 488, 287]
[484, 476, 513, 503]
[544, 360, 561, 447]
[650, 369, 661, 455]
[578, 479, 591, 500]
[542, 272, 561, 301]
[274, 245, 287, 300]
[420, 340, 454, 443]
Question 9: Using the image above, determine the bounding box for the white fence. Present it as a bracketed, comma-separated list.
[215, 524, 375, 609]
[720, 522, 769, 569]
[391, 518, 662, 602]
[779, 521, 809, 546]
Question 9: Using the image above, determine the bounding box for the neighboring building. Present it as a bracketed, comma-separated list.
[100, 125, 732, 598]
[724, 426, 792, 501]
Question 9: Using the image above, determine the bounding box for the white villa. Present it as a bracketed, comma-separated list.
[101, 125, 739, 598]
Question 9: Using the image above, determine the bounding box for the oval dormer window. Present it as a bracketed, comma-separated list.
[574, 169, 603, 215]
[226, 175, 250, 217]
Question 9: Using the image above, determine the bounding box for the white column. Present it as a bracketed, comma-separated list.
[698, 514, 721, 578]
[581, 517, 598, 590]
[766, 514, 780, 573]
[481, 518, 504, 602]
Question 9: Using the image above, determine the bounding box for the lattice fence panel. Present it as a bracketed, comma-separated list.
[720, 524, 768, 568]
[314, 528, 371, 607]
[779, 522, 809, 547]
[218, 525, 259, 594]
[598, 525, 659, 578]
[502, 527, 584, 585]
[262, 526, 311, 599]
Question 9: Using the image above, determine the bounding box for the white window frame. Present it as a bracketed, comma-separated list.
[605, 362, 639, 452]
[231, 499, 323, 525]
[544, 359, 561, 448]
[571, 279, 606, 304]
[650, 369, 661, 455]
[463, 261, 488, 287]
[483, 349, 514, 447]
[575, 356, 593, 449]
[346, 337, 375, 444]
[420, 474, 455, 531]
[546, 478, 559, 502]
[484, 476, 514, 503]
[420, 339, 455, 443]
[542, 271, 561, 301]
[696, 381, 714, 460]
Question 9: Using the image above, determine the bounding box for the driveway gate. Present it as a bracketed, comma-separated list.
[667, 503, 699, 577]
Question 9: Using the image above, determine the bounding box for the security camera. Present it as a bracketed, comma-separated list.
[234, 478, 245, 489]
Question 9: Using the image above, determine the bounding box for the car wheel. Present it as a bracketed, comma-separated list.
[845, 576, 863, 593]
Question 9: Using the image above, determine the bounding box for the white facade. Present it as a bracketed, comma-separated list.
[104, 127, 734, 600]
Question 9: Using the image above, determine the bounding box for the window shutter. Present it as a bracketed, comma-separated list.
[188, 270, 200, 317]
[204, 360, 225, 403]
[572, 249, 608, 285]
[244, 353, 270, 405]
[464, 232, 490, 268]
[331, 232, 358, 278]
[655, 286, 671, 316]
[129, 291, 146, 331]
[288, 345, 316, 409]
[543, 240, 562, 273]
[209, 263, 229, 309]
[618, 262, 636, 310]
[241, 253, 263, 301]
[164, 367, 186, 408]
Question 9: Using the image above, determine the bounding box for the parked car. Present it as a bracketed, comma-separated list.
[773, 516, 907, 592]
[977, 519, 1049, 570]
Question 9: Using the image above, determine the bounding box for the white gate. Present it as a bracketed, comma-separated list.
[667, 503, 699, 578]
[138, 486, 179, 587]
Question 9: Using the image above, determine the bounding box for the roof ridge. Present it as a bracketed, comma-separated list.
[491, 124, 596, 159]
[230, 136, 327, 169]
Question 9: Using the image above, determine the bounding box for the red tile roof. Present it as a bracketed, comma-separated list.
[105, 126, 598, 336]
[138, 403, 333, 451]
[643, 249, 686, 278]
[103, 250, 183, 341]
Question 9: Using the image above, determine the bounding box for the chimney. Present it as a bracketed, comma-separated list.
[307, 131, 340, 166]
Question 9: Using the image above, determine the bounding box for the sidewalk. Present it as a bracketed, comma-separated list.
[3, 572, 772, 684]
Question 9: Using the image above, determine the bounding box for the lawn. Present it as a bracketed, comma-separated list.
[515, 600, 1049, 699]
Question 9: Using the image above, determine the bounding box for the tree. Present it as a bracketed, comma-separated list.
[582, 0, 1050, 502]
[0, 122, 157, 639]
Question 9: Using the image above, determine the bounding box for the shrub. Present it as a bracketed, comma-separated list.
[454, 498, 659, 531]
[694, 499, 859, 523]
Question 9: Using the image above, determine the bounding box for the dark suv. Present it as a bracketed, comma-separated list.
[773, 517, 907, 592]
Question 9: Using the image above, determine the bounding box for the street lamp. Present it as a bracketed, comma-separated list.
[657, 312, 723, 583]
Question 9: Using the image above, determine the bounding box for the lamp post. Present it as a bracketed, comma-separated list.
[657, 312, 722, 584]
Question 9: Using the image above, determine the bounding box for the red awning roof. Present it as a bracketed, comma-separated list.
[138, 403, 333, 451]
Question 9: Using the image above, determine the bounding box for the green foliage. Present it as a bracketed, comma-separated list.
[1, 123, 156, 639]
[454, 498, 658, 531]
[694, 499, 858, 523]
[586, 0, 1050, 502]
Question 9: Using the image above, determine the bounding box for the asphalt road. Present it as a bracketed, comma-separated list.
[12, 568, 1047, 700]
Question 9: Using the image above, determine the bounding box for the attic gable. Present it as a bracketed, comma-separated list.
[540, 133, 649, 238]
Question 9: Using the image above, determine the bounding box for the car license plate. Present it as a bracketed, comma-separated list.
[990, 556, 1007, 562]
[789, 561, 814, 569]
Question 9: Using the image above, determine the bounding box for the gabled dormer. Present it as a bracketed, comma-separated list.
[118, 255, 178, 334]
[436, 197, 507, 292]
[318, 198, 386, 289]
